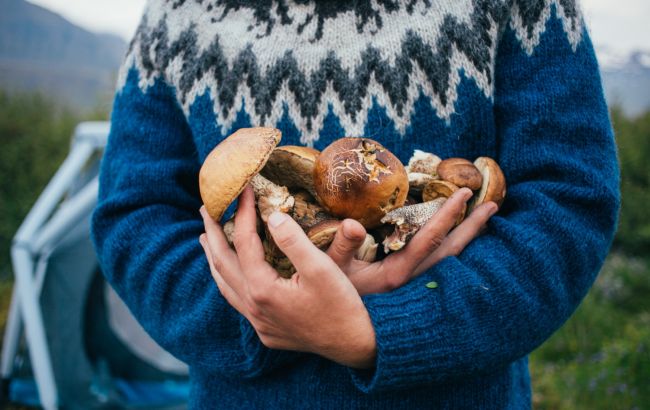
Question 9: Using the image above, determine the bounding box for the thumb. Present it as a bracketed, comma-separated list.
[326, 219, 367, 269]
[267, 211, 325, 274]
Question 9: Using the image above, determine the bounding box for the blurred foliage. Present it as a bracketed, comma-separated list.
[530, 253, 650, 409]
[611, 108, 650, 255]
[0, 90, 108, 278]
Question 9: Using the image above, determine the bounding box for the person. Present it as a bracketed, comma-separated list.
[91, 0, 620, 408]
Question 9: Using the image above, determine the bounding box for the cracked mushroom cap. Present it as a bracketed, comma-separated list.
[199, 127, 281, 221]
[313, 137, 409, 228]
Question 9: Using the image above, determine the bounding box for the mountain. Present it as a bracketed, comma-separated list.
[598, 48, 650, 118]
[1, 0, 647, 118]
[0, 0, 127, 111]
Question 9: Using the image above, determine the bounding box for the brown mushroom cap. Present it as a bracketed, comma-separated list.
[313, 137, 409, 228]
[469, 157, 507, 212]
[199, 127, 281, 221]
[261, 146, 320, 196]
[437, 158, 483, 190]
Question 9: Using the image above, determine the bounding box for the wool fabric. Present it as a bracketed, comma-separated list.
[91, 0, 620, 408]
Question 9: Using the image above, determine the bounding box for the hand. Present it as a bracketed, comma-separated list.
[326, 189, 498, 295]
[199, 186, 376, 369]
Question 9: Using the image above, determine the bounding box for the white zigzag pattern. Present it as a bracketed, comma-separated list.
[117, 0, 581, 141]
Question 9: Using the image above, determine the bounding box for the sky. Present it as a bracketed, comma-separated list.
[26, 0, 650, 56]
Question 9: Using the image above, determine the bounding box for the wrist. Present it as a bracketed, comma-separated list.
[335, 308, 377, 369]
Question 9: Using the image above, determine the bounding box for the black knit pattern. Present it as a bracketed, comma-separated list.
[513, 0, 581, 40]
[132, 0, 511, 130]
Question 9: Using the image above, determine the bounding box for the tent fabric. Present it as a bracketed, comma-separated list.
[3, 122, 190, 409]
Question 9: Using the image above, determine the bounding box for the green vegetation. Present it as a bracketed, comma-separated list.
[611, 108, 650, 256]
[0, 90, 108, 277]
[530, 254, 650, 409]
[0, 90, 648, 408]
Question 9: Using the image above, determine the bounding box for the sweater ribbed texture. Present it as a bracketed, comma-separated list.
[91, 0, 620, 408]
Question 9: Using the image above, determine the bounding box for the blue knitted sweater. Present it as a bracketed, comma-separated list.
[91, 0, 620, 408]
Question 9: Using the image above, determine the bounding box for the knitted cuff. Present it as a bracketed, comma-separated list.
[348, 258, 459, 393]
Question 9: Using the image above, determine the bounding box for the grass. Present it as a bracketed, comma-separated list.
[0, 253, 648, 408]
[530, 253, 650, 409]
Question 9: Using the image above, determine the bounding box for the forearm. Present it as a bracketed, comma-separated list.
[348, 3, 619, 392]
[91, 68, 300, 377]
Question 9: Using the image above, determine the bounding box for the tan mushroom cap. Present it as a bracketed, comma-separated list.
[261, 145, 320, 196]
[199, 127, 281, 221]
[469, 157, 507, 212]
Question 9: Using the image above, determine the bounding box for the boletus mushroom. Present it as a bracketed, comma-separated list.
[313, 137, 408, 228]
[380, 198, 447, 253]
[261, 145, 320, 197]
[468, 156, 506, 213]
[436, 158, 483, 191]
[199, 127, 293, 222]
[307, 220, 378, 262]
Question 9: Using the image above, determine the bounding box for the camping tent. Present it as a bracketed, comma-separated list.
[0, 122, 190, 410]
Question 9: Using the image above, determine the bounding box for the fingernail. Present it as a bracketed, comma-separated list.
[199, 206, 207, 217]
[268, 211, 289, 228]
[455, 188, 472, 201]
[487, 202, 499, 216]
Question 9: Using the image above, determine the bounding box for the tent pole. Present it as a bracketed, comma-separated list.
[0, 287, 22, 379]
[11, 247, 58, 410]
[31, 178, 99, 254]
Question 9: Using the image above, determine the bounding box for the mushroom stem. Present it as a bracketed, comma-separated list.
[380, 198, 447, 253]
[250, 174, 295, 222]
[356, 235, 378, 262]
[291, 190, 331, 230]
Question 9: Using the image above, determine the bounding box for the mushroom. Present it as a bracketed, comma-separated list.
[422, 179, 460, 202]
[307, 220, 378, 262]
[422, 179, 466, 223]
[199, 127, 293, 222]
[408, 172, 437, 196]
[263, 234, 296, 278]
[291, 190, 331, 230]
[468, 157, 507, 213]
[380, 198, 447, 253]
[313, 137, 409, 228]
[406, 149, 442, 176]
[436, 158, 483, 191]
[261, 145, 320, 197]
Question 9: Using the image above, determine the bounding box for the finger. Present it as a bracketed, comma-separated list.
[326, 219, 367, 269]
[413, 201, 498, 276]
[233, 186, 274, 282]
[200, 206, 246, 295]
[389, 188, 473, 273]
[199, 234, 248, 315]
[267, 211, 330, 275]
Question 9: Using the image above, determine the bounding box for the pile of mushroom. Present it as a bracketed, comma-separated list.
[199, 128, 506, 277]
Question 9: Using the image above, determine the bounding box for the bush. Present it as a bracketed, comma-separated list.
[530, 253, 650, 409]
[611, 108, 650, 256]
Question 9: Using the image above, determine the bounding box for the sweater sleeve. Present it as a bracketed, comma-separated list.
[349, 5, 620, 392]
[91, 67, 296, 378]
